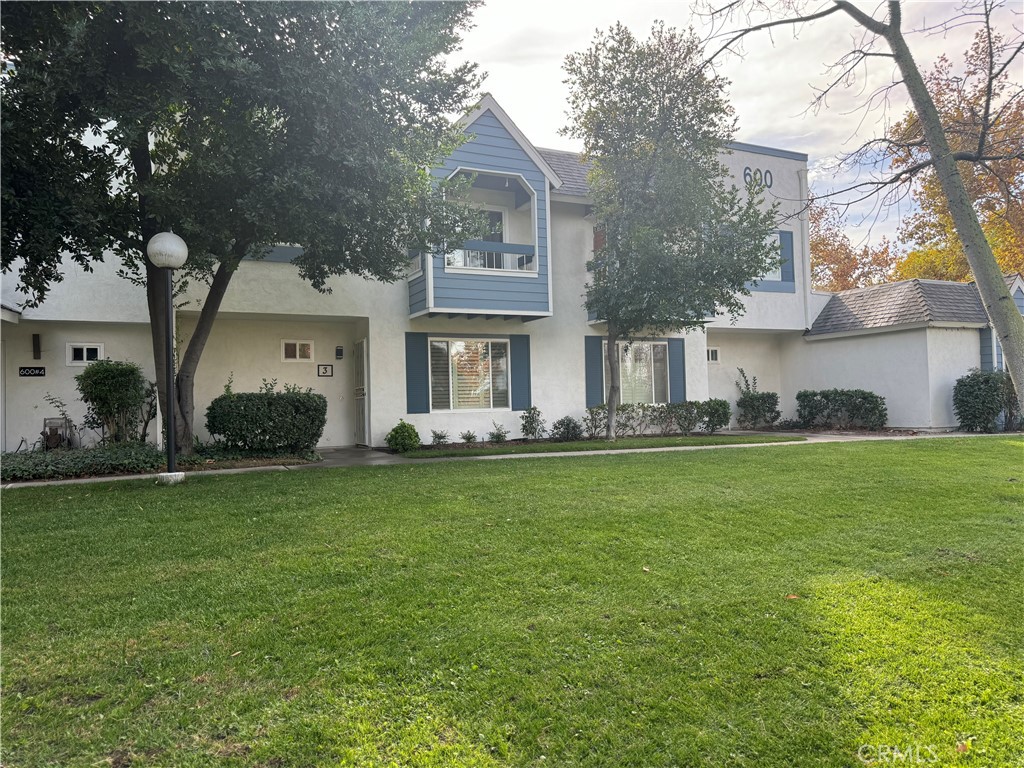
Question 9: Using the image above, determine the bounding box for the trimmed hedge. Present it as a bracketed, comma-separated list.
[701, 399, 732, 434]
[796, 389, 887, 430]
[550, 416, 584, 442]
[206, 392, 328, 453]
[1, 443, 165, 482]
[953, 369, 1017, 432]
[385, 420, 421, 452]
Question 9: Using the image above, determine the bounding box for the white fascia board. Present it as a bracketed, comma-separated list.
[1, 307, 21, 324]
[459, 94, 563, 190]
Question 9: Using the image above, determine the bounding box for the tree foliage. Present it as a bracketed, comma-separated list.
[890, 29, 1024, 282]
[1, 1, 481, 449]
[563, 23, 779, 437]
[810, 197, 896, 291]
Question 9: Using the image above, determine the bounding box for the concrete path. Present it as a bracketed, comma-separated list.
[2, 431, 1015, 489]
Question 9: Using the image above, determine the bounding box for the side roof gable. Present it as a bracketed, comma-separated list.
[458, 94, 562, 189]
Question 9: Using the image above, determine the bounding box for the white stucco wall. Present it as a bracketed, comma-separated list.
[780, 329, 935, 429]
[1, 319, 154, 450]
[926, 327, 983, 428]
[706, 330, 790, 422]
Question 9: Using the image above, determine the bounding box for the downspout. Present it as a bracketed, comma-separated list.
[798, 167, 811, 331]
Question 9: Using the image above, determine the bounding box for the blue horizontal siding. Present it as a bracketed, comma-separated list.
[1015, 288, 1024, 314]
[409, 273, 427, 314]
[980, 328, 993, 371]
[427, 109, 550, 314]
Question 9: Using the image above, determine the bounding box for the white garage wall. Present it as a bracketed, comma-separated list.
[926, 328, 982, 429]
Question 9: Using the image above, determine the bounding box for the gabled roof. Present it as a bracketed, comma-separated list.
[459, 94, 563, 189]
[807, 279, 989, 337]
[537, 148, 591, 197]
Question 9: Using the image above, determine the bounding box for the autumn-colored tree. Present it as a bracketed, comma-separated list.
[890, 28, 1024, 282]
[810, 198, 896, 291]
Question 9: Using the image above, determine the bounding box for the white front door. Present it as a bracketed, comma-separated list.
[354, 338, 368, 446]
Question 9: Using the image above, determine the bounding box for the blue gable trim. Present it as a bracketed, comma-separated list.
[668, 338, 686, 403]
[405, 333, 430, 414]
[509, 335, 531, 411]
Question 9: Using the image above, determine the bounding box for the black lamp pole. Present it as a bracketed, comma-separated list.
[164, 265, 176, 473]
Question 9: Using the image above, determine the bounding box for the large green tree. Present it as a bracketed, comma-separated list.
[1, 1, 481, 451]
[563, 22, 779, 438]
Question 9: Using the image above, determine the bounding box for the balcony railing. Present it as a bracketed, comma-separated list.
[445, 240, 536, 273]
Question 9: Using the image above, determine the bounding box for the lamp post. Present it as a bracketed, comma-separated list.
[146, 231, 188, 484]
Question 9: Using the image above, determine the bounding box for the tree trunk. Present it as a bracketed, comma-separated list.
[837, 0, 1024, 407]
[175, 257, 240, 452]
[605, 326, 621, 440]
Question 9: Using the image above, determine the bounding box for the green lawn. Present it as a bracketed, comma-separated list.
[2, 438, 1022, 767]
[405, 433, 803, 458]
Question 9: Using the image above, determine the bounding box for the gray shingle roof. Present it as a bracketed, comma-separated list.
[807, 279, 989, 336]
[537, 148, 591, 197]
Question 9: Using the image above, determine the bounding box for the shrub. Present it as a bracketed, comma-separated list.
[550, 416, 584, 442]
[520, 406, 547, 440]
[735, 368, 781, 429]
[487, 422, 510, 443]
[459, 430, 477, 443]
[615, 403, 641, 437]
[583, 404, 607, 439]
[430, 429, 450, 446]
[775, 418, 804, 431]
[75, 360, 149, 442]
[673, 402, 702, 435]
[953, 369, 1017, 432]
[206, 391, 328, 453]
[649, 404, 677, 436]
[384, 420, 421, 453]
[701, 399, 732, 433]
[1, 443, 165, 482]
[634, 403, 653, 436]
[796, 389, 887, 430]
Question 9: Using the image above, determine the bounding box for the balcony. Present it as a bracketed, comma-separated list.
[445, 240, 537, 274]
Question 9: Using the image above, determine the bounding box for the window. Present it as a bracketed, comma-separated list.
[482, 209, 505, 243]
[282, 340, 314, 362]
[430, 338, 509, 410]
[603, 341, 669, 405]
[707, 348, 720, 363]
[445, 204, 536, 273]
[66, 343, 103, 366]
[762, 232, 783, 281]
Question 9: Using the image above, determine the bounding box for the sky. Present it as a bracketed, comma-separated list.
[451, 0, 1021, 244]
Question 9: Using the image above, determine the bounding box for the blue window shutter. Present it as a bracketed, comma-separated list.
[979, 328, 993, 371]
[509, 335, 532, 411]
[779, 231, 795, 283]
[585, 336, 604, 408]
[405, 333, 429, 414]
[668, 338, 686, 402]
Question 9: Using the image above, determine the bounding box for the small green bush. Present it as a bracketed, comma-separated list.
[735, 369, 781, 429]
[487, 422, 510, 443]
[583, 404, 607, 439]
[701, 399, 732, 434]
[672, 402, 702, 435]
[385, 420, 421, 452]
[1, 443, 165, 482]
[796, 389, 887, 430]
[459, 430, 477, 444]
[615, 403, 641, 437]
[520, 407, 547, 440]
[649, 404, 676, 436]
[75, 360, 149, 442]
[206, 391, 328, 453]
[550, 416, 584, 442]
[430, 429, 450, 446]
[953, 369, 1017, 432]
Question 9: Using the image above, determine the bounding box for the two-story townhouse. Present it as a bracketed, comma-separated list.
[1, 95, 1019, 449]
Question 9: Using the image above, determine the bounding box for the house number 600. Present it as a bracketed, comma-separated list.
[743, 167, 773, 189]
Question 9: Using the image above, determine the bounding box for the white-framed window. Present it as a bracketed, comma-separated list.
[762, 232, 783, 281]
[66, 342, 103, 366]
[430, 338, 510, 410]
[707, 348, 720, 364]
[281, 340, 314, 362]
[603, 341, 669, 405]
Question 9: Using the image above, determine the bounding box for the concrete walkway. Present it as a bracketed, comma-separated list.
[2, 431, 1014, 489]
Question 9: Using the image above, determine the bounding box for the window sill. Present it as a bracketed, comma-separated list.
[444, 266, 539, 278]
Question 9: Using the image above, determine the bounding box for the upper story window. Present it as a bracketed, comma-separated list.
[430, 338, 510, 410]
[66, 343, 103, 366]
[762, 232, 783, 281]
[444, 173, 537, 274]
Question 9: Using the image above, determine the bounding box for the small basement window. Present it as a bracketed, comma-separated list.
[707, 348, 720, 364]
[66, 343, 103, 366]
[282, 340, 314, 362]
